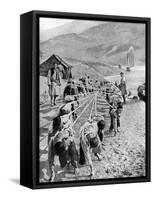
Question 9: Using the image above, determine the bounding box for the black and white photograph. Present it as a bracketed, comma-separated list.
[0, 0, 153, 196]
[39, 17, 147, 183]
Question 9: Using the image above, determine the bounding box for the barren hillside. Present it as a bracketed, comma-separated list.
[40, 22, 145, 68]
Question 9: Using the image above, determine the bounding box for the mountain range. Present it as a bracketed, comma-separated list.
[40, 21, 145, 79]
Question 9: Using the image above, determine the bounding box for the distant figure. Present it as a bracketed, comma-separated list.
[80, 76, 90, 94]
[47, 64, 61, 106]
[77, 79, 87, 96]
[118, 64, 122, 69]
[119, 72, 127, 103]
[63, 81, 79, 118]
[100, 80, 104, 87]
[94, 80, 98, 90]
[63, 80, 78, 98]
[126, 67, 131, 72]
[106, 88, 110, 102]
[85, 76, 92, 93]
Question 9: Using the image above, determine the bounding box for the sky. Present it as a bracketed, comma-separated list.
[40, 17, 73, 30]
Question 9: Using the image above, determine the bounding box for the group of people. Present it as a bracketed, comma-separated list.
[46, 71, 127, 181]
[47, 99, 106, 181]
[47, 64, 106, 106]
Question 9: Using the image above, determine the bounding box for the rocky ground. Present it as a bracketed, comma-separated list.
[92, 99, 145, 180]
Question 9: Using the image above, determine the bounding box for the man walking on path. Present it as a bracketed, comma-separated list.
[119, 72, 127, 103]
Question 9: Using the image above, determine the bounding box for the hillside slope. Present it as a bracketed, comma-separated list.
[40, 22, 145, 66]
[40, 20, 105, 42]
[40, 21, 145, 81]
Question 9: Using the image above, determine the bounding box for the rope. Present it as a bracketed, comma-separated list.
[42, 91, 110, 151]
[97, 93, 114, 109]
[63, 92, 95, 106]
[78, 93, 94, 102]
[88, 92, 99, 120]
[100, 91, 122, 99]
[72, 95, 95, 127]
[67, 94, 95, 117]
[94, 92, 98, 116]
[88, 98, 95, 120]
[42, 94, 95, 149]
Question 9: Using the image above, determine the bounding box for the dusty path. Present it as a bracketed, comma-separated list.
[92, 100, 145, 179]
[39, 98, 145, 182]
